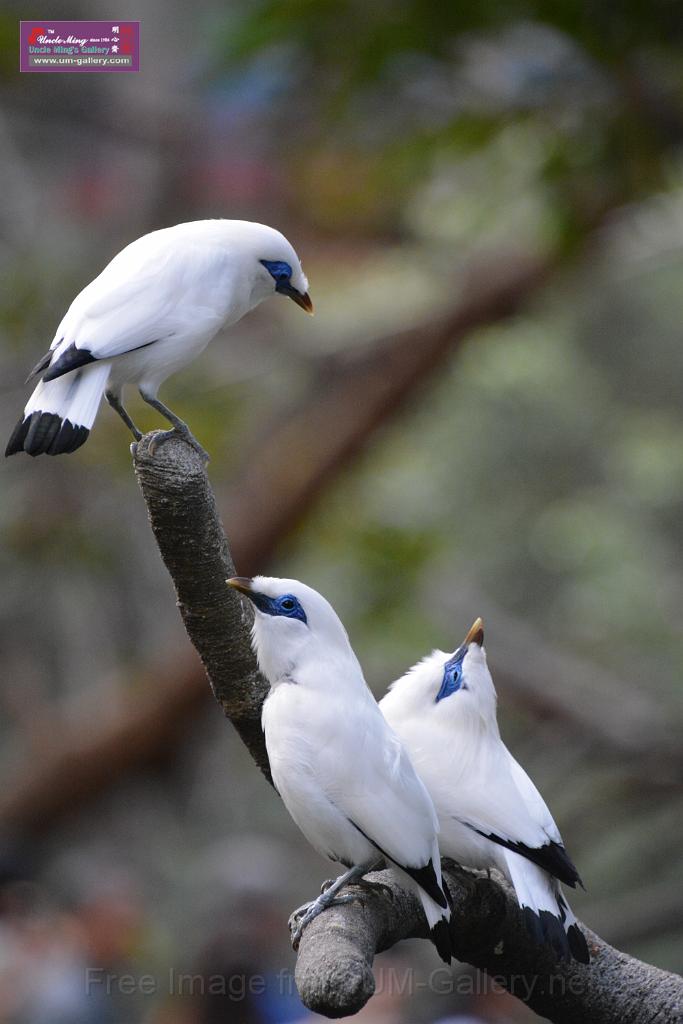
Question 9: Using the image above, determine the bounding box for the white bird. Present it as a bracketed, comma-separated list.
[6, 220, 312, 458]
[226, 574, 453, 963]
[380, 618, 590, 964]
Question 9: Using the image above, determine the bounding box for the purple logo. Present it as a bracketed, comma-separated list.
[20, 21, 140, 72]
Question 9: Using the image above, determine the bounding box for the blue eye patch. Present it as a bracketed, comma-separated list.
[435, 647, 466, 702]
[250, 590, 307, 625]
[261, 259, 293, 286]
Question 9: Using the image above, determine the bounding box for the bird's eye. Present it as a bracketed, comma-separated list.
[281, 597, 295, 611]
[435, 660, 463, 702]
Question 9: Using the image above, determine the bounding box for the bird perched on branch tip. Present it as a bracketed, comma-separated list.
[227, 574, 453, 964]
[380, 617, 590, 964]
[6, 220, 312, 460]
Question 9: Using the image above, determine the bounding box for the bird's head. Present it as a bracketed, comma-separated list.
[384, 618, 498, 729]
[227, 575, 352, 684]
[219, 220, 312, 314]
[259, 255, 313, 314]
[247, 224, 312, 314]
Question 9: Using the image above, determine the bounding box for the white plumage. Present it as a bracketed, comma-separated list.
[380, 618, 590, 964]
[227, 574, 452, 963]
[7, 220, 312, 458]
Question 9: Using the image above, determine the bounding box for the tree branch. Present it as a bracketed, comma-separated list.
[132, 432, 271, 782]
[128, 433, 682, 1023]
[294, 863, 683, 1022]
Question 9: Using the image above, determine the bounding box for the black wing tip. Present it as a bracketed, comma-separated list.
[41, 344, 96, 382]
[404, 859, 448, 909]
[26, 349, 52, 383]
[552, 844, 583, 889]
[5, 412, 89, 456]
[347, 819, 448, 910]
[473, 826, 582, 889]
[430, 917, 452, 965]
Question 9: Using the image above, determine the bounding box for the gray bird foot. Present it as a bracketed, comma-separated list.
[288, 892, 361, 950]
[148, 427, 209, 463]
[322, 876, 392, 900]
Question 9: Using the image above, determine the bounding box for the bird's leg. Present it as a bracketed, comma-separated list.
[139, 391, 209, 463]
[105, 391, 142, 442]
[289, 860, 377, 950]
[320, 857, 391, 899]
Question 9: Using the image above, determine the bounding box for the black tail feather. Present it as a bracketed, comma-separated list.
[5, 412, 89, 457]
[539, 909, 571, 963]
[523, 905, 545, 946]
[25, 412, 61, 454]
[523, 906, 590, 965]
[430, 917, 452, 965]
[5, 416, 32, 456]
[567, 922, 590, 964]
[54, 420, 89, 454]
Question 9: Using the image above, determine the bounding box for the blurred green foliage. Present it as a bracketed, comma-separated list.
[218, 0, 683, 245]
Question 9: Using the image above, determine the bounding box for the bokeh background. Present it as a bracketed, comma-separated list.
[1, 2, 682, 1022]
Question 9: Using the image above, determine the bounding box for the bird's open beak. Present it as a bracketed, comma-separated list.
[463, 616, 484, 647]
[226, 576, 254, 597]
[277, 281, 314, 315]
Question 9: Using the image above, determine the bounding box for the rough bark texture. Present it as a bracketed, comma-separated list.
[133, 432, 271, 782]
[132, 435, 683, 1024]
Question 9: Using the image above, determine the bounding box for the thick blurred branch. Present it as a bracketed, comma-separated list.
[115, 435, 683, 1021]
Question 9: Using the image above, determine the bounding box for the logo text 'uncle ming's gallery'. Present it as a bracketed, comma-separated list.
[20, 21, 140, 72]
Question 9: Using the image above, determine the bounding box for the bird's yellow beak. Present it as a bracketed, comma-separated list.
[226, 576, 254, 596]
[463, 617, 484, 647]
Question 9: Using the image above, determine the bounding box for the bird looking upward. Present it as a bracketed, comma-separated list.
[6, 220, 312, 459]
[227, 574, 453, 964]
[380, 618, 590, 964]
